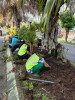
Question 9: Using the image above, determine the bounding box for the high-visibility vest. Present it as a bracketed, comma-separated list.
[25, 53, 42, 70]
[18, 44, 28, 56]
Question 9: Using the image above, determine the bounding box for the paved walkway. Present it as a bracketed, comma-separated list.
[0, 32, 6, 100]
[61, 43, 75, 63]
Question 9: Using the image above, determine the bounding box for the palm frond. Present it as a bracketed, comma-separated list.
[55, 0, 62, 16]
[21, 0, 26, 8]
[36, 0, 45, 14]
[66, 0, 71, 7]
[42, 0, 55, 31]
[18, 0, 26, 9]
[38, 0, 45, 14]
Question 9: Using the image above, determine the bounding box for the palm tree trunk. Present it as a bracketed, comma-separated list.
[13, 5, 22, 29]
[2, 10, 6, 26]
[42, 14, 59, 53]
[42, 25, 58, 53]
[41, 0, 64, 54]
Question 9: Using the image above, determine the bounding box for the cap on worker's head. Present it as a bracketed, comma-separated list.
[39, 49, 48, 55]
[21, 40, 25, 43]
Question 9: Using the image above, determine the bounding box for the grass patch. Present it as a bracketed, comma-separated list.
[0, 56, 7, 60]
[70, 61, 75, 67]
[58, 40, 75, 45]
[0, 47, 6, 50]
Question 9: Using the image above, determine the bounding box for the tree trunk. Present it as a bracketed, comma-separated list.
[65, 31, 69, 42]
[42, 24, 58, 54]
[2, 10, 6, 26]
[42, 1, 63, 54]
[42, 16, 59, 54]
[13, 5, 22, 30]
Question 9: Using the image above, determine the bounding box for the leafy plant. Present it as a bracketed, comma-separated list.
[17, 24, 28, 40]
[6, 57, 13, 62]
[29, 82, 34, 90]
[30, 23, 36, 31]
[7, 26, 16, 36]
[0, 47, 6, 50]
[0, 56, 7, 60]
[25, 30, 36, 42]
[32, 21, 40, 30]
[23, 81, 34, 90]
[13, 55, 19, 60]
[42, 94, 48, 100]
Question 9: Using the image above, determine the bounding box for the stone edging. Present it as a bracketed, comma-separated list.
[6, 47, 20, 100]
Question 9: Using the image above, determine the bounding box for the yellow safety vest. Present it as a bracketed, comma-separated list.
[18, 44, 28, 56]
[25, 53, 42, 70]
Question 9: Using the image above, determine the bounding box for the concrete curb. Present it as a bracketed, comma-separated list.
[6, 47, 20, 100]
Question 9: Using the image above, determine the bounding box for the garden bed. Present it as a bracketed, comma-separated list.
[13, 46, 75, 100]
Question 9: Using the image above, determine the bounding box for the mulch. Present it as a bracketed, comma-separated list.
[14, 46, 75, 100]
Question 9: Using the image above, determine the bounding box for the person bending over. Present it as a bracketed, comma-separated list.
[11, 40, 25, 53]
[18, 41, 32, 59]
[25, 49, 51, 76]
[9, 36, 19, 48]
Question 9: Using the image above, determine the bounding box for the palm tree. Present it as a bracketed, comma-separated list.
[34, 0, 71, 53]
[2, 0, 25, 29]
[1, 0, 71, 53]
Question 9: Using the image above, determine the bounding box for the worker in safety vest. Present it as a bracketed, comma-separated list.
[25, 49, 51, 76]
[18, 41, 32, 59]
[11, 40, 25, 53]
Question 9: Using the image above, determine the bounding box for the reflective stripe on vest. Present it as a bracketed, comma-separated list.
[18, 44, 28, 56]
[26, 53, 41, 70]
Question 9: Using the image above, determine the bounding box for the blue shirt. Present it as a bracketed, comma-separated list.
[10, 37, 19, 47]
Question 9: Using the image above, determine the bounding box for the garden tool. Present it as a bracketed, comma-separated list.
[28, 78, 55, 84]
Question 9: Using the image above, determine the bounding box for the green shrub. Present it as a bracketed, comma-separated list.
[25, 30, 36, 42]
[17, 23, 36, 42]
[20, 23, 28, 29]
[30, 23, 36, 31]
[17, 24, 28, 40]
[32, 21, 40, 30]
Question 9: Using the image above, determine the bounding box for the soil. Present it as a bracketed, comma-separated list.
[14, 46, 75, 100]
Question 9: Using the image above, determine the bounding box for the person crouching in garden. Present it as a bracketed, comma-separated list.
[18, 41, 32, 60]
[9, 35, 19, 48]
[25, 49, 51, 76]
[11, 40, 25, 54]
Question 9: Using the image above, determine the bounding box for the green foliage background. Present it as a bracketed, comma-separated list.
[17, 23, 36, 42]
[59, 11, 75, 32]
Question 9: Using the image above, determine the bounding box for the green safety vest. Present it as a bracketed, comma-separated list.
[25, 53, 42, 70]
[18, 44, 28, 56]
